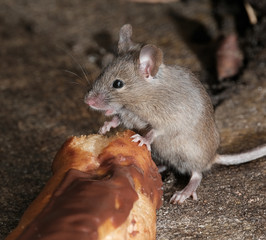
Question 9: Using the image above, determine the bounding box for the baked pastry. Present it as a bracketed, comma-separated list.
[6, 130, 163, 240]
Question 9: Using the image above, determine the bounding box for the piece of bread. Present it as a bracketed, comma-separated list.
[6, 130, 163, 240]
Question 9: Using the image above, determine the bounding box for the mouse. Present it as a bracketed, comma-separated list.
[84, 24, 266, 204]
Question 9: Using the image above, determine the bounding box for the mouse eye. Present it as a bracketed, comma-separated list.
[112, 79, 124, 89]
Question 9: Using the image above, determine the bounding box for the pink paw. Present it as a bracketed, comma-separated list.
[99, 116, 120, 135]
[131, 134, 151, 151]
[169, 190, 198, 204]
[99, 121, 112, 134]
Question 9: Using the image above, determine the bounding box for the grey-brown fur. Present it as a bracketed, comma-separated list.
[88, 47, 220, 173]
[84, 24, 265, 204]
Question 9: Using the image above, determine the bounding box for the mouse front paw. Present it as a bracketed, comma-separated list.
[131, 134, 151, 151]
[99, 121, 112, 135]
[99, 116, 120, 135]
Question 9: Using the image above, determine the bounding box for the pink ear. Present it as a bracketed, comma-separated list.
[139, 44, 163, 79]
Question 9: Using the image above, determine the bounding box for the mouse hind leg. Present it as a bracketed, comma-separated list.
[170, 171, 202, 204]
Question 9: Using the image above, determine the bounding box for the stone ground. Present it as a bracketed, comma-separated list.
[0, 0, 265, 239]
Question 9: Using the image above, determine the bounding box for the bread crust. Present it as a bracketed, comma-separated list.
[6, 130, 162, 240]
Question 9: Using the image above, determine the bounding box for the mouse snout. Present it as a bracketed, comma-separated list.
[84, 96, 96, 106]
[84, 92, 106, 109]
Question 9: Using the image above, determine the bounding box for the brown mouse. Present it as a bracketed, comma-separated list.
[84, 24, 266, 204]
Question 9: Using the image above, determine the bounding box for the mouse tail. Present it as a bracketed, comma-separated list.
[214, 144, 266, 165]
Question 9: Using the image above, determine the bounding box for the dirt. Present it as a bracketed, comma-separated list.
[0, 0, 265, 239]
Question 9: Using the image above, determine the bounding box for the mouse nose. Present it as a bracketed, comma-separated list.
[84, 95, 95, 106]
[84, 93, 105, 108]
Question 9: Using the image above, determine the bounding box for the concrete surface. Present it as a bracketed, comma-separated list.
[0, 0, 265, 239]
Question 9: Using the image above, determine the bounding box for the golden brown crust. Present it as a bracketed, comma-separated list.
[6, 130, 162, 240]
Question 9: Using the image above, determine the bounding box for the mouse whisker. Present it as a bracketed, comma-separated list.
[66, 51, 90, 85]
[64, 76, 88, 93]
[57, 45, 93, 86]
[64, 69, 85, 83]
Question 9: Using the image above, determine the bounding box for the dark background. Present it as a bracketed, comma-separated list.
[1, 0, 265, 239]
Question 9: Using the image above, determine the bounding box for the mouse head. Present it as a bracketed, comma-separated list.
[84, 24, 163, 116]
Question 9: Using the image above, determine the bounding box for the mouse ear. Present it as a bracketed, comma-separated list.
[118, 24, 134, 53]
[139, 44, 163, 79]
